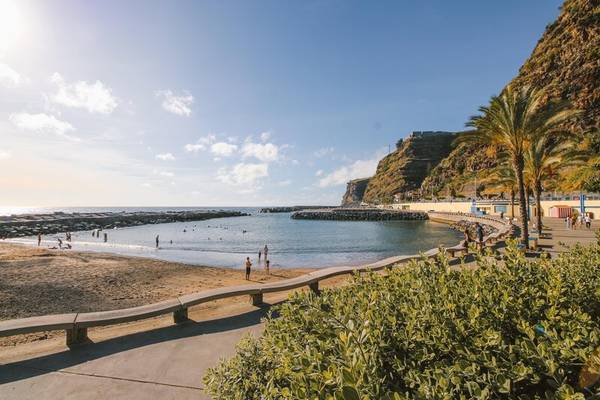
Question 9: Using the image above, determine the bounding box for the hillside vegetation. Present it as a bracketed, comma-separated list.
[205, 239, 600, 399]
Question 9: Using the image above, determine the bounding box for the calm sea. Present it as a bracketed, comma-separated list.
[4, 207, 461, 269]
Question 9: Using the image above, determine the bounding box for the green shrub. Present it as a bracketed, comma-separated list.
[204, 241, 600, 399]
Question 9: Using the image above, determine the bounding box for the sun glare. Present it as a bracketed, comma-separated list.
[0, 0, 26, 51]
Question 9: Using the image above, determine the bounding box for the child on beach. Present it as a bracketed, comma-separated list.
[245, 257, 252, 280]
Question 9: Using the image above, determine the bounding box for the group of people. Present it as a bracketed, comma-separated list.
[37, 231, 74, 250]
[245, 244, 270, 280]
[463, 222, 484, 249]
[565, 213, 593, 230]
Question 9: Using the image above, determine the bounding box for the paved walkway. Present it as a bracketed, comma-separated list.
[0, 217, 596, 400]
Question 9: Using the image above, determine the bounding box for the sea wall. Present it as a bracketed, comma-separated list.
[260, 206, 334, 213]
[0, 210, 248, 238]
[291, 208, 427, 221]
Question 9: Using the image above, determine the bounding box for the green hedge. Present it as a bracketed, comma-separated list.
[204, 239, 600, 399]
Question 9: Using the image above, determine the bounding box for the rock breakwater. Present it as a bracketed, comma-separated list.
[291, 208, 428, 221]
[260, 206, 334, 213]
[0, 210, 248, 238]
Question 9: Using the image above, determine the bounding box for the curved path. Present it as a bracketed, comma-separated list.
[0, 212, 513, 399]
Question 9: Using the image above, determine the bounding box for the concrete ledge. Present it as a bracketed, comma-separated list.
[0, 313, 77, 337]
[75, 299, 182, 328]
[178, 285, 262, 308]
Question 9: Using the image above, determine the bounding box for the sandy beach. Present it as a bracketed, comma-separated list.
[0, 242, 313, 346]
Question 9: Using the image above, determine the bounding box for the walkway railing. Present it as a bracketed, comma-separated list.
[0, 212, 514, 347]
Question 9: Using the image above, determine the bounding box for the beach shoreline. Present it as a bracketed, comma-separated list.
[0, 242, 314, 346]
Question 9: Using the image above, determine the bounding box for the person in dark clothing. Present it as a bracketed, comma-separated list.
[475, 223, 484, 250]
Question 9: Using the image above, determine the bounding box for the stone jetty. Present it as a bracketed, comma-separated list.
[0, 210, 248, 238]
[291, 208, 428, 221]
[260, 206, 334, 213]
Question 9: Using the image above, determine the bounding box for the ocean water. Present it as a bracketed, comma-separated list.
[6, 207, 461, 269]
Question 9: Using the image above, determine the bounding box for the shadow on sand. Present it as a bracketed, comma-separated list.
[0, 302, 281, 385]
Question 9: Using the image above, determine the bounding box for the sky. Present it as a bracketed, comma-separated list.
[0, 0, 563, 207]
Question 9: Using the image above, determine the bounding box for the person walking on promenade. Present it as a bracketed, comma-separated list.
[572, 215, 578, 230]
[245, 257, 252, 280]
[585, 214, 592, 229]
[475, 223, 484, 250]
[263, 244, 269, 260]
[463, 227, 471, 247]
[155, 235, 160, 248]
[565, 217, 571, 230]
[37, 233, 42, 246]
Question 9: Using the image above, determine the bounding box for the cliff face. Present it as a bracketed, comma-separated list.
[362, 132, 458, 204]
[421, 0, 599, 197]
[341, 178, 370, 207]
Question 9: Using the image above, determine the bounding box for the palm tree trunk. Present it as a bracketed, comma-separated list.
[510, 189, 515, 218]
[513, 156, 529, 246]
[525, 186, 532, 221]
[534, 182, 543, 234]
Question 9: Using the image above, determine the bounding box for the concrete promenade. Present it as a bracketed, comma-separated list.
[0, 217, 596, 399]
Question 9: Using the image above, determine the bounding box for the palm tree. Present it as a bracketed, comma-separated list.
[485, 163, 517, 217]
[524, 134, 580, 234]
[462, 85, 577, 246]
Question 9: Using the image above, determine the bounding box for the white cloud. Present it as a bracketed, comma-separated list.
[318, 151, 383, 188]
[159, 171, 174, 177]
[0, 150, 11, 160]
[315, 169, 323, 177]
[211, 142, 238, 157]
[184, 134, 216, 152]
[242, 142, 279, 162]
[278, 179, 292, 186]
[156, 90, 193, 116]
[314, 147, 334, 158]
[217, 163, 268, 185]
[9, 112, 79, 141]
[0, 63, 22, 87]
[184, 143, 205, 153]
[50, 73, 118, 114]
[155, 152, 175, 161]
[260, 131, 271, 142]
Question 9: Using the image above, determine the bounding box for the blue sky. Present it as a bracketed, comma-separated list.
[0, 0, 562, 206]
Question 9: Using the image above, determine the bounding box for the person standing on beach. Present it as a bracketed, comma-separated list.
[258, 250, 262, 261]
[155, 235, 160, 248]
[245, 257, 252, 280]
[264, 244, 269, 260]
[37, 233, 42, 246]
[265, 259, 270, 274]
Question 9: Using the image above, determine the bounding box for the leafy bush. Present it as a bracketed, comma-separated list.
[204, 241, 600, 399]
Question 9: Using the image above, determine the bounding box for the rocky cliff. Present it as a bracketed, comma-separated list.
[341, 178, 370, 207]
[421, 0, 599, 197]
[362, 132, 458, 204]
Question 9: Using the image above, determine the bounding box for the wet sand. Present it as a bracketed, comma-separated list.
[0, 242, 313, 346]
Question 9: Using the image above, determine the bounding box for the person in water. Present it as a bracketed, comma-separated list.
[103, 232, 108, 243]
[264, 244, 269, 260]
[258, 250, 262, 261]
[155, 235, 159, 248]
[245, 257, 252, 280]
[37, 233, 42, 247]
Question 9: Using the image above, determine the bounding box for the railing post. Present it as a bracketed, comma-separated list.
[173, 308, 188, 324]
[309, 282, 320, 295]
[66, 326, 88, 347]
[250, 293, 263, 306]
